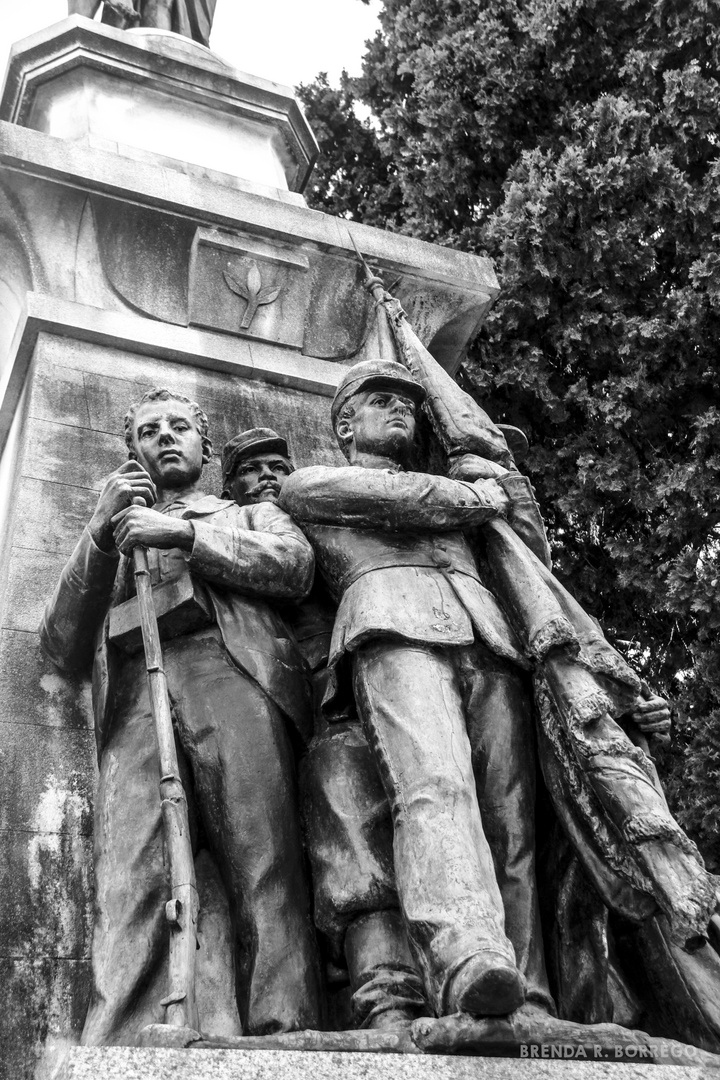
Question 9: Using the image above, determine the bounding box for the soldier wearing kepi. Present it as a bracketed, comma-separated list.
[279, 360, 554, 1020]
[40, 388, 321, 1044]
[221, 426, 431, 1031]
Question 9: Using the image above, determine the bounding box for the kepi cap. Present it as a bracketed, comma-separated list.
[222, 427, 289, 489]
[332, 359, 426, 428]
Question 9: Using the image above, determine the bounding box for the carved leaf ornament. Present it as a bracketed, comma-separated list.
[223, 261, 282, 330]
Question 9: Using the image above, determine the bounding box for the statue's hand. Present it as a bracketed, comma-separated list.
[628, 694, 672, 735]
[89, 461, 157, 551]
[448, 452, 511, 482]
[111, 506, 194, 555]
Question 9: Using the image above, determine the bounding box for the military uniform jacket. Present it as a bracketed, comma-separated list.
[279, 465, 528, 705]
[40, 495, 314, 755]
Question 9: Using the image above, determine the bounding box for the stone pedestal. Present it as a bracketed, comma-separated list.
[1, 18, 317, 199]
[0, 17, 500, 1080]
[57, 1048, 700, 1080]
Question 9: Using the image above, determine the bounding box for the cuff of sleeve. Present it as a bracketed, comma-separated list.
[469, 479, 509, 516]
[84, 525, 121, 562]
[497, 473, 534, 502]
[186, 519, 213, 571]
[65, 526, 120, 593]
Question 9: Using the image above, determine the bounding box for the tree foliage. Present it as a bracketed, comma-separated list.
[300, 0, 720, 868]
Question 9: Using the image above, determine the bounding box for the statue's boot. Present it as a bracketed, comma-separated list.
[345, 910, 431, 1029]
[443, 950, 525, 1016]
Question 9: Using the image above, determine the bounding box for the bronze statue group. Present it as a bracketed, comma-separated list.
[40, 298, 720, 1053]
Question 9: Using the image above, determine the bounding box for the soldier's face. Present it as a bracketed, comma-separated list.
[229, 453, 293, 506]
[131, 399, 206, 488]
[345, 388, 417, 460]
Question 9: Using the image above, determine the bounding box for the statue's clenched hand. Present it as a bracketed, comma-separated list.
[628, 694, 672, 736]
[89, 461, 157, 551]
[111, 506, 194, 555]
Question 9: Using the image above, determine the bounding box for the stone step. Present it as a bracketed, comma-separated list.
[59, 1048, 703, 1080]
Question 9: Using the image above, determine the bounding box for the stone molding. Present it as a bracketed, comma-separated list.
[0, 293, 342, 457]
[0, 122, 499, 374]
[0, 16, 318, 195]
[0, 121, 499, 299]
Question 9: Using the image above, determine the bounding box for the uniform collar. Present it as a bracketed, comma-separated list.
[156, 494, 234, 517]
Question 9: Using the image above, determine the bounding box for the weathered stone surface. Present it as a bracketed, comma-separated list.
[2, 18, 318, 196]
[0, 211, 33, 368]
[92, 197, 195, 326]
[27, 362, 93, 430]
[58, 1048, 703, 1080]
[14, 478, 97, 556]
[1, 297, 343, 461]
[0, 827, 93, 958]
[0, 958, 89, 1080]
[3, 548, 68, 632]
[0, 122, 498, 300]
[0, 719, 94, 833]
[0, 119, 498, 374]
[21, 416, 123, 491]
[189, 227, 311, 349]
[30, 332, 343, 468]
[0, 629, 92, 730]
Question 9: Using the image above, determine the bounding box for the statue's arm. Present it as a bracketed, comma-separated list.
[188, 503, 314, 601]
[279, 465, 509, 532]
[41, 461, 156, 671]
[39, 528, 120, 674]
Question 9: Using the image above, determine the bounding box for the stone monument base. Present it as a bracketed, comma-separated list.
[56, 1014, 720, 1077]
[124, 1013, 720, 1068]
[58, 1047, 709, 1080]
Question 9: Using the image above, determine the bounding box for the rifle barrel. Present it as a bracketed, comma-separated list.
[133, 544, 199, 1032]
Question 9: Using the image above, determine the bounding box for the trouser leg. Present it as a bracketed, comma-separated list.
[344, 909, 429, 1028]
[458, 644, 554, 1012]
[301, 721, 396, 950]
[166, 630, 322, 1035]
[82, 655, 188, 1046]
[353, 641, 517, 1013]
[301, 718, 429, 1027]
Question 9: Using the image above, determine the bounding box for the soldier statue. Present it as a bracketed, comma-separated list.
[279, 349, 720, 1039]
[40, 388, 321, 1043]
[279, 359, 554, 1019]
[220, 425, 431, 1031]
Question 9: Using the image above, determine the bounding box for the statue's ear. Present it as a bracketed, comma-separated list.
[336, 419, 353, 446]
[201, 436, 213, 465]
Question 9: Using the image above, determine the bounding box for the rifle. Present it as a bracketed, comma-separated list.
[132, 525, 200, 1035]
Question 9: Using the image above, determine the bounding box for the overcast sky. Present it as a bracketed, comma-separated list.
[1, 0, 380, 88]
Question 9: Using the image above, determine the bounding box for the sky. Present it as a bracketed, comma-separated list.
[1, 0, 381, 89]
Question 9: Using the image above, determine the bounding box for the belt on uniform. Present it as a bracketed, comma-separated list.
[338, 550, 481, 592]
